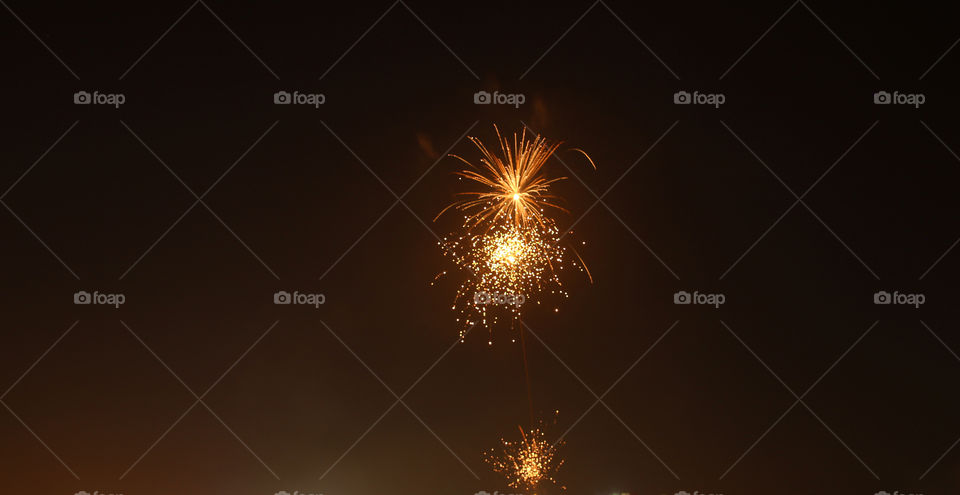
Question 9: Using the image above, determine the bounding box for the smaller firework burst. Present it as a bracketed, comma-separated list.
[484, 421, 565, 493]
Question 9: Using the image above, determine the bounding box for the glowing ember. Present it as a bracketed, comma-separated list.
[485, 422, 565, 492]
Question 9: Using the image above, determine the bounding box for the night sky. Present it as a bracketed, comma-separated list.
[2, 1, 960, 494]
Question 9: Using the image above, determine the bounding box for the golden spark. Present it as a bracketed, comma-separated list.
[485, 422, 565, 492]
[435, 125, 594, 231]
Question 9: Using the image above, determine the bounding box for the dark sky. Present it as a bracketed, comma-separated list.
[2, 1, 960, 494]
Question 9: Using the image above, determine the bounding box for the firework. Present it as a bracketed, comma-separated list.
[435, 125, 594, 231]
[434, 126, 594, 341]
[484, 422, 565, 492]
[437, 219, 588, 340]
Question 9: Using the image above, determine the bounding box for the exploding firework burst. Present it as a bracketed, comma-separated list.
[434, 126, 594, 341]
[434, 125, 594, 231]
[485, 422, 565, 492]
[437, 219, 588, 340]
